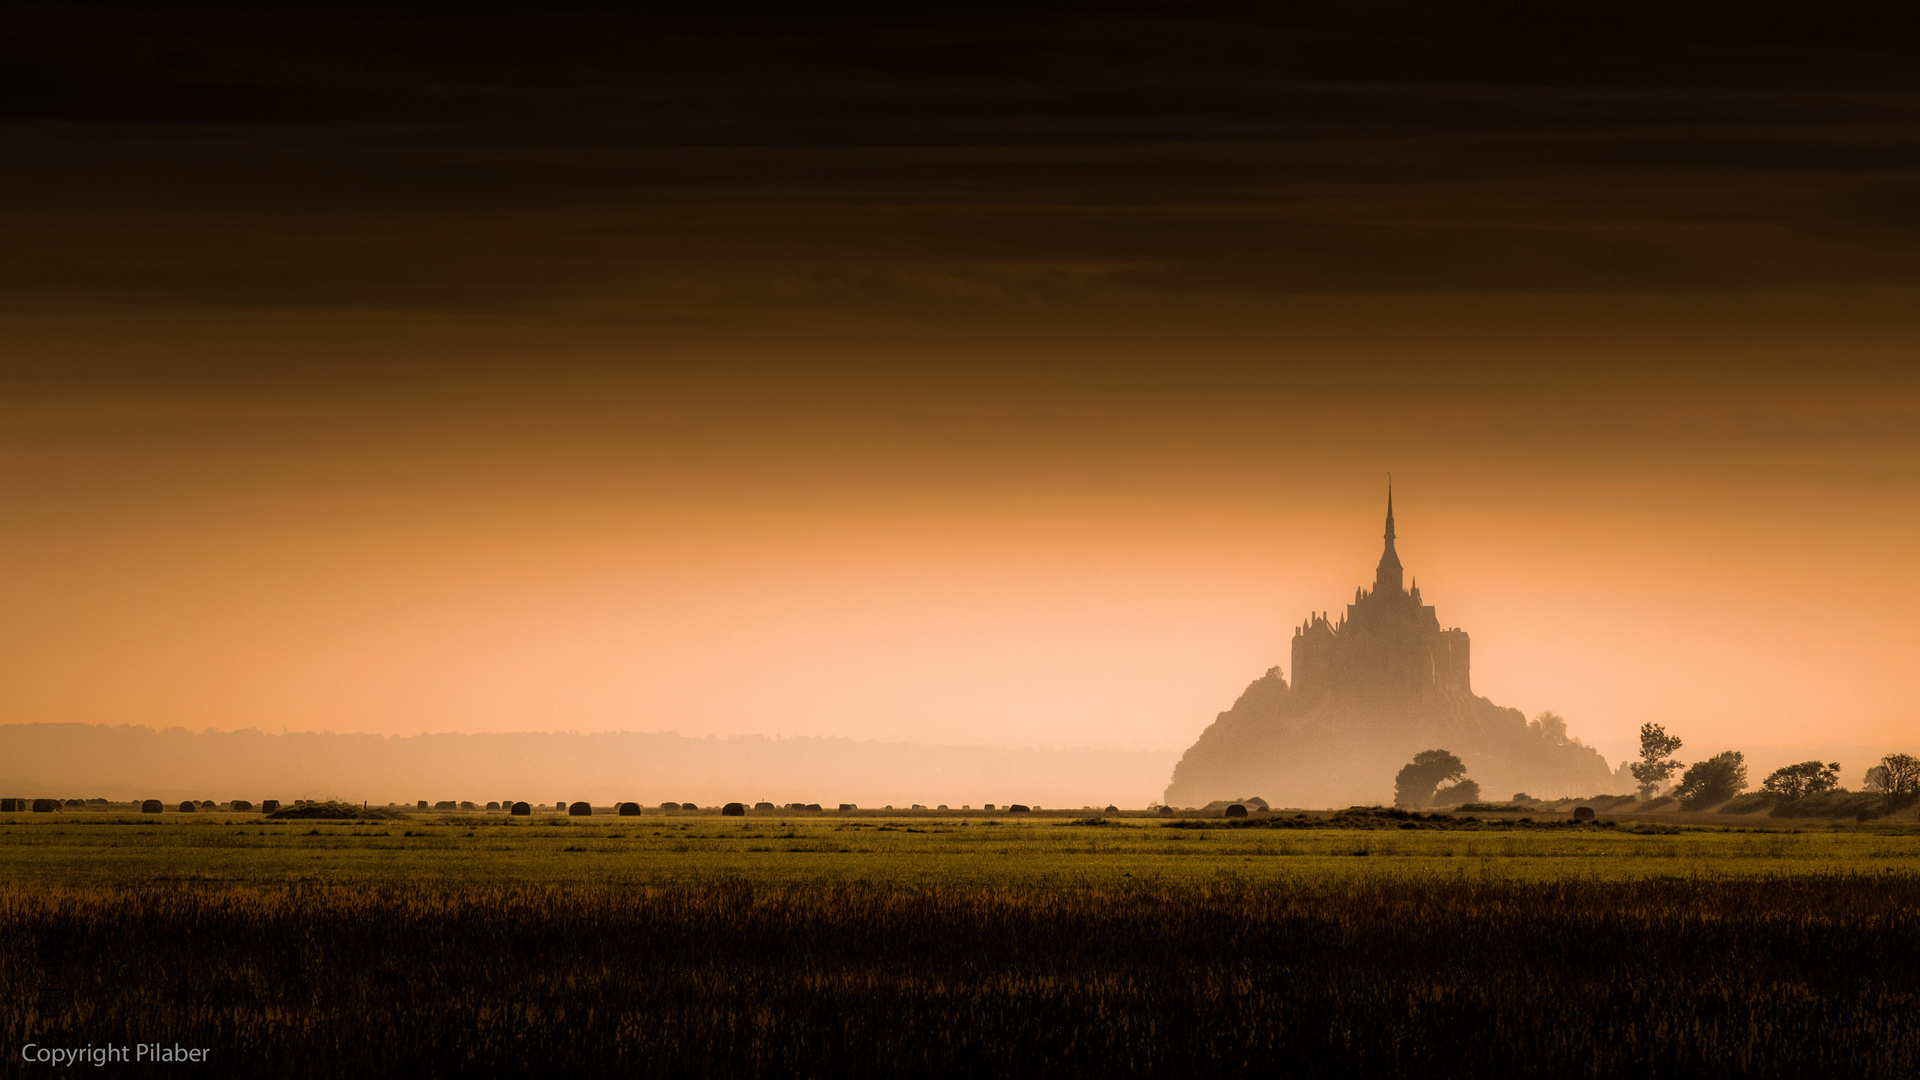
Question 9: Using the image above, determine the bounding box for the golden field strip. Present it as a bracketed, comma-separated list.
[6, 806, 1919, 1077]
[4, 807, 1917, 886]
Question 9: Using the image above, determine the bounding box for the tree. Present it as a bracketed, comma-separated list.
[1394, 750, 1467, 809]
[1675, 751, 1747, 810]
[1760, 761, 1841, 801]
[1873, 753, 1920, 807]
[1528, 711, 1570, 744]
[1630, 722, 1684, 798]
[1864, 764, 1891, 793]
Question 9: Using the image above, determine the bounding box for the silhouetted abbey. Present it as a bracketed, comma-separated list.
[1165, 489, 1613, 808]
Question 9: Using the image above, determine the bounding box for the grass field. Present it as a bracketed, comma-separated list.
[7, 806, 1920, 886]
[5, 808, 1919, 1076]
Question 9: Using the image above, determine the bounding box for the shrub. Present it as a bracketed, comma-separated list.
[1761, 761, 1841, 801]
[1676, 752, 1747, 810]
[231, 800, 254, 812]
[510, 802, 531, 816]
[1772, 791, 1893, 820]
[1432, 780, 1481, 807]
[141, 800, 163, 814]
[1225, 804, 1248, 819]
[260, 800, 280, 814]
[267, 802, 401, 821]
[721, 803, 746, 817]
[568, 802, 592, 817]
[1716, 792, 1778, 815]
[177, 801, 197, 813]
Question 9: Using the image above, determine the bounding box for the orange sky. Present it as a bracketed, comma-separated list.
[2, 289, 1915, 774]
[3, 2, 1917, 787]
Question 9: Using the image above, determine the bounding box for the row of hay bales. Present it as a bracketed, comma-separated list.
[3, 797, 1112, 816]
[400, 800, 1067, 816]
[0, 797, 289, 813]
[138, 799, 284, 814]
[2, 797, 122, 812]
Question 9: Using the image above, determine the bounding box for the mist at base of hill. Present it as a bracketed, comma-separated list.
[0, 724, 1175, 809]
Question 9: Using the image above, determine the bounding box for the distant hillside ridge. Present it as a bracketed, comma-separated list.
[0, 724, 1174, 809]
[1165, 489, 1615, 807]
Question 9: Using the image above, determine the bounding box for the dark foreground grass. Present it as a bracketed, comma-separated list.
[5, 875, 1917, 1078]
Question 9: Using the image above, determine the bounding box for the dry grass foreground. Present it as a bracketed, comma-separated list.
[4, 809, 1919, 1077]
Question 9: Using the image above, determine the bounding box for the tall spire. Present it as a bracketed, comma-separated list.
[1374, 477, 1404, 594]
[1385, 476, 1395, 544]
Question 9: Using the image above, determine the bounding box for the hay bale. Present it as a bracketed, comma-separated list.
[416, 800, 428, 810]
[141, 799, 163, 814]
[260, 800, 280, 814]
[434, 800, 456, 811]
[754, 802, 776, 811]
[231, 799, 254, 812]
[0, 798, 21, 812]
[617, 802, 641, 816]
[680, 801, 698, 810]
[568, 801, 592, 817]
[460, 801, 477, 811]
[31, 798, 57, 813]
[486, 802, 501, 811]
[721, 802, 746, 816]
[1225, 803, 1248, 818]
[1009, 804, 1030, 813]
[1106, 805, 1120, 813]
[1573, 806, 1597, 822]
[510, 801, 531, 816]
[177, 801, 197, 813]
[659, 802, 680, 811]
[805, 803, 821, 812]
[838, 803, 858, 812]
[1158, 805, 1174, 815]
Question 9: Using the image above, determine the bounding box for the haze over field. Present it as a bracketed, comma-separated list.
[2, 2, 1916, 802]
